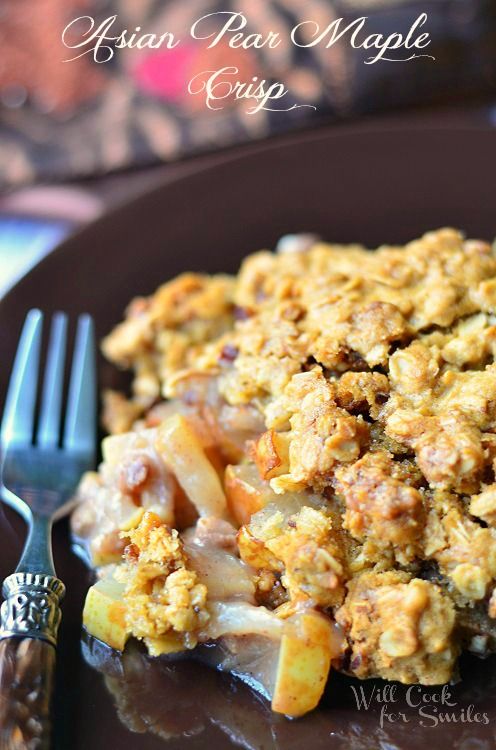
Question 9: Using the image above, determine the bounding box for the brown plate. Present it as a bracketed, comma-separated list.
[1, 123, 496, 749]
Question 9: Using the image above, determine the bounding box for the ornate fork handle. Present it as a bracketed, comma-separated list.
[0, 573, 65, 749]
[0, 311, 96, 747]
[1, 573, 65, 644]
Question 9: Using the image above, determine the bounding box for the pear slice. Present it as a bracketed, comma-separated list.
[156, 414, 227, 518]
[271, 611, 333, 717]
[83, 576, 129, 651]
[144, 632, 186, 657]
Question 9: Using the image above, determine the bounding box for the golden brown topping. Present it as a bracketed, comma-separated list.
[434, 365, 496, 431]
[237, 523, 282, 572]
[268, 506, 346, 608]
[423, 495, 496, 601]
[334, 451, 423, 562]
[239, 505, 346, 608]
[116, 512, 209, 647]
[335, 371, 390, 417]
[102, 274, 235, 405]
[336, 571, 457, 684]
[346, 301, 409, 366]
[470, 484, 496, 525]
[386, 410, 484, 493]
[388, 341, 440, 396]
[72, 229, 496, 702]
[266, 369, 369, 493]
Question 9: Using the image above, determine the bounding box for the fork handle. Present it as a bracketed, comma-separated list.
[0, 638, 55, 749]
[0, 573, 65, 749]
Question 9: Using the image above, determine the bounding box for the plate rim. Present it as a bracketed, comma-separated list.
[2, 120, 495, 314]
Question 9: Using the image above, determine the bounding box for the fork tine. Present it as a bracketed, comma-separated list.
[1, 309, 43, 445]
[63, 314, 96, 456]
[37, 312, 68, 448]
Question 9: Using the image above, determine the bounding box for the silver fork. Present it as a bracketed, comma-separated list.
[0, 309, 96, 749]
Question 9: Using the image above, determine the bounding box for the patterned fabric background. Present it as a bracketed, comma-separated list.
[0, 0, 495, 188]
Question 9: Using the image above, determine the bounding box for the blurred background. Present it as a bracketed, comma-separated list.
[0, 0, 495, 294]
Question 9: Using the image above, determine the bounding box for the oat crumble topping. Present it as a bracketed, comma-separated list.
[73, 228, 496, 715]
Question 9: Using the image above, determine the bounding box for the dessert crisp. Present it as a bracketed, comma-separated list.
[72, 228, 496, 716]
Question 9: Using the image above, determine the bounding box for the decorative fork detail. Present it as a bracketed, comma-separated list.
[0, 309, 96, 749]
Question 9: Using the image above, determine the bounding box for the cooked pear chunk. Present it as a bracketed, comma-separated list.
[272, 611, 334, 717]
[83, 577, 129, 651]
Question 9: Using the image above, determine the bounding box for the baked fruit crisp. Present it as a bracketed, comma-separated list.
[72, 228, 496, 716]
